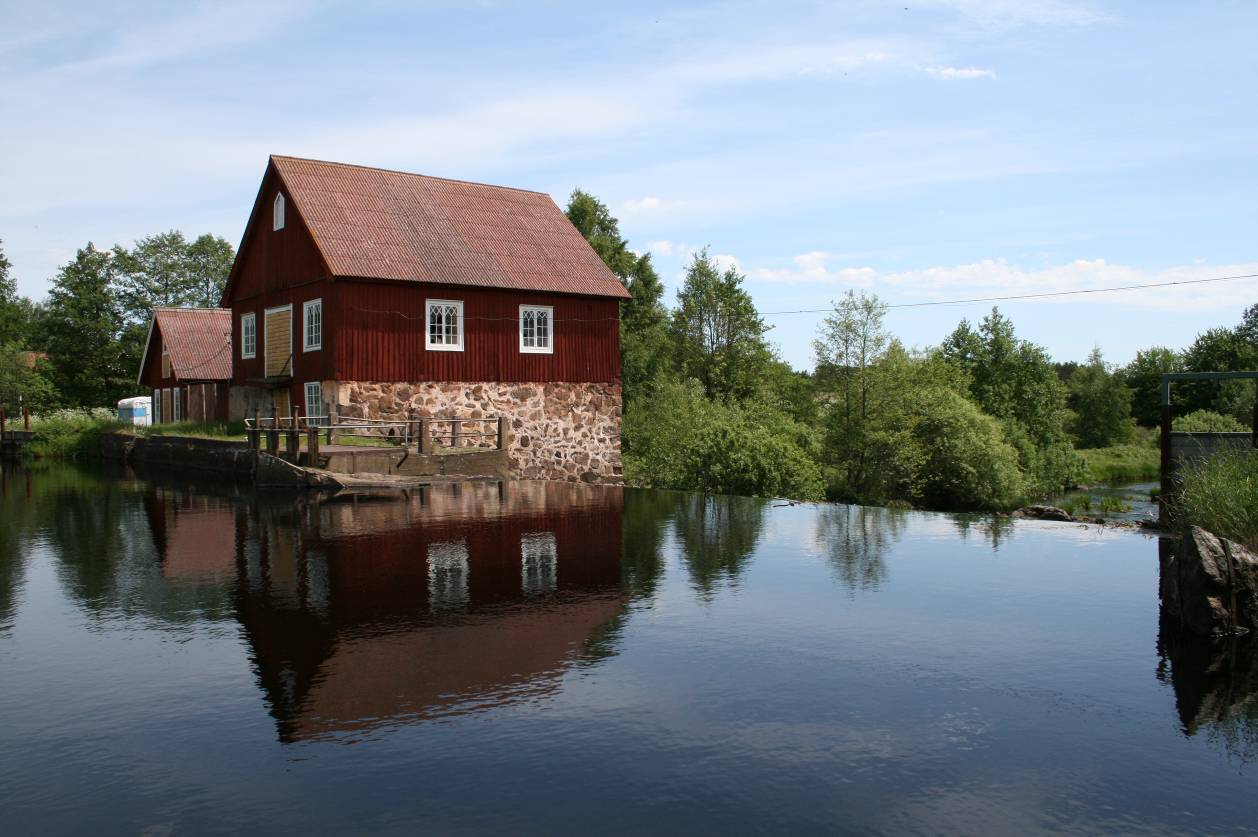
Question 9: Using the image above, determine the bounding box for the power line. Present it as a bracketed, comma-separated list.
[758, 271, 1258, 316]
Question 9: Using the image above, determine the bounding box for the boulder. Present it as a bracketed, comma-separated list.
[1018, 505, 1074, 522]
[1161, 526, 1258, 636]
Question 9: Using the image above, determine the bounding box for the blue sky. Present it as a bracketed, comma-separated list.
[2, 0, 1255, 369]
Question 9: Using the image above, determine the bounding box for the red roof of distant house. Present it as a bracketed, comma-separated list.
[268, 155, 630, 299]
[147, 308, 233, 381]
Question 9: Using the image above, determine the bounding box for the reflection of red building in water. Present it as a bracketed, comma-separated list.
[225, 480, 626, 742]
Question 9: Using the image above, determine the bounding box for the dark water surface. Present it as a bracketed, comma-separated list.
[1, 463, 1255, 835]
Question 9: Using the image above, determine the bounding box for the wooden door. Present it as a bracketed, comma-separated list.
[265, 306, 292, 378]
[273, 388, 290, 418]
[161, 389, 172, 424]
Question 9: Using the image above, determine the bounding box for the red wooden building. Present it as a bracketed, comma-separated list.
[137, 307, 233, 423]
[222, 156, 629, 483]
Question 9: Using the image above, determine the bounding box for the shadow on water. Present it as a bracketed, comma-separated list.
[1158, 618, 1258, 766]
[1157, 538, 1258, 767]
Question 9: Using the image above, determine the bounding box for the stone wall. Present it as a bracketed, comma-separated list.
[333, 381, 623, 484]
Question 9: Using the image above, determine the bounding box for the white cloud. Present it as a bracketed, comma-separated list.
[925, 66, 996, 80]
[647, 240, 674, 256]
[752, 254, 1258, 312]
[714, 254, 742, 273]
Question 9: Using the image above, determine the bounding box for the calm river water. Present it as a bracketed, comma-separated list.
[1, 463, 1255, 835]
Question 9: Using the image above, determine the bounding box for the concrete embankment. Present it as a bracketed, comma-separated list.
[99, 432, 507, 490]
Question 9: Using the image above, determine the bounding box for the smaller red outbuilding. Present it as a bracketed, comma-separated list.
[137, 307, 233, 423]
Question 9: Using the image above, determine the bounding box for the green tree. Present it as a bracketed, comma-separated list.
[938, 308, 1079, 492]
[41, 245, 134, 407]
[1120, 346, 1182, 427]
[813, 291, 893, 499]
[0, 342, 59, 414]
[1067, 347, 1135, 448]
[113, 230, 235, 322]
[564, 189, 635, 279]
[1180, 326, 1258, 421]
[0, 240, 27, 346]
[671, 249, 773, 400]
[564, 191, 671, 399]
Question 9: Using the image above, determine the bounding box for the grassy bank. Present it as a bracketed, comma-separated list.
[132, 420, 246, 440]
[1175, 449, 1258, 549]
[1077, 442, 1160, 485]
[25, 409, 120, 458]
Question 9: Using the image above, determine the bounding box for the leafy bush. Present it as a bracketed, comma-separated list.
[26, 408, 119, 458]
[912, 389, 1027, 511]
[1173, 409, 1248, 433]
[623, 375, 823, 500]
[1175, 449, 1258, 549]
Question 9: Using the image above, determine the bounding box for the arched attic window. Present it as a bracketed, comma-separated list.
[273, 192, 285, 231]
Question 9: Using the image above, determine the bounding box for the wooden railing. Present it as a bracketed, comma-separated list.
[244, 411, 509, 463]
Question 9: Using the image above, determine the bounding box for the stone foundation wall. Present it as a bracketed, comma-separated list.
[333, 381, 623, 484]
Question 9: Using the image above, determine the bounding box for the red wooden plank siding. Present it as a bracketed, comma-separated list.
[331, 279, 620, 384]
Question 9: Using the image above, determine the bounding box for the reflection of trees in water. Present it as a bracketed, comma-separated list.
[1158, 614, 1258, 767]
[621, 488, 685, 600]
[673, 494, 767, 598]
[813, 504, 905, 592]
[2, 464, 243, 626]
[950, 514, 1016, 551]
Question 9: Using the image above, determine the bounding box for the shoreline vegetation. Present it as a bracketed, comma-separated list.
[2, 199, 1256, 515]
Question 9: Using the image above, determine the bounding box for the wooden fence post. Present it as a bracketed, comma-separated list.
[497, 416, 508, 450]
[451, 417, 461, 449]
[23, 405, 30, 432]
[308, 426, 320, 465]
[419, 419, 433, 455]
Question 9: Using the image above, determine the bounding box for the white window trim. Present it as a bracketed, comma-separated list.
[264, 304, 293, 377]
[519, 304, 554, 354]
[171, 387, 181, 422]
[425, 299, 464, 352]
[273, 193, 285, 231]
[303, 298, 322, 352]
[241, 312, 256, 359]
[304, 381, 323, 422]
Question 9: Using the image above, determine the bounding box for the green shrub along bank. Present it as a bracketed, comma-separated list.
[25, 409, 120, 459]
[1172, 410, 1248, 433]
[1174, 450, 1258, 550]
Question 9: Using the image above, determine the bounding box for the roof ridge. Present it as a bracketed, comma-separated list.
[154, 306, 231, 312]
[270, 155, 554, 198]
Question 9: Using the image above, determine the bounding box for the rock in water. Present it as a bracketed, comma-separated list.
[1018, 505, 1074, 522]
[1160, 526, 1258, 636]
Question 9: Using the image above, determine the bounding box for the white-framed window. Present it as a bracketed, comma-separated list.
[241, 312, 256, 359]
[172, 387, 181, 422]
[303, 299, 322, 352]
[425, 299, 464, 351]
[304, 381, 323, 423]
[153, 390, 161, 424]
[273, 192, 285, 231]
[519, 305, 553, 354]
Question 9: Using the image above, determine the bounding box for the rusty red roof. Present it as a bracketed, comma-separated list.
[269, 155, 630, 299]
[149, 308, 233, 381]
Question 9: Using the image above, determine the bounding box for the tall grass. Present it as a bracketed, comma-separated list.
[1078, 443, 1161, 485]
[1175, 449, 1258, 549]
[134, 420, 246, 440]
[26, 408, 120, 459]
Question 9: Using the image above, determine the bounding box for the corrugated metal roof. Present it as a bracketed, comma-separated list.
[271, 156, 630, 299]
[154, 308, 233, 381]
